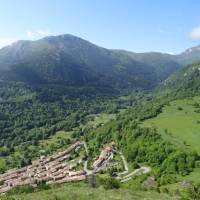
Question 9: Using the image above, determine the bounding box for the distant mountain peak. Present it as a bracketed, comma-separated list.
[181, 45, 200, 55]
[0, 34, 185, 90]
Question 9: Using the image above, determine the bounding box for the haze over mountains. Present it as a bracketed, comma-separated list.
[1, 34, 200, 91]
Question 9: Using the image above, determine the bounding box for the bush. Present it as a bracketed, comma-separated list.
[159, 174, 176, 185]
[37, 180, 51, 191]
[160, 187, 169, 194]
[130, 162, 140, 170]
[103, 177, 120, 190]
[195, 160, 200, 168]
[7, 185, 34, 195]
[177, 106, 183, 111]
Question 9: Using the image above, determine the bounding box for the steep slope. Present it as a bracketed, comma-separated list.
[159, 62, 200, 97]
[177, 45, 200, 65]
[0, 34, 181, 90]
[123, 51, 181, 81]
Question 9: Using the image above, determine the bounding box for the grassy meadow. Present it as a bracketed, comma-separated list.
[143, 96, 200, 153]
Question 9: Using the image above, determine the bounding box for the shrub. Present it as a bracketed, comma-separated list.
[103, 177, 120, 190]
[177, 106, 183, 111]
[37, 180, 51, 191]
[7, 185, 34, 195]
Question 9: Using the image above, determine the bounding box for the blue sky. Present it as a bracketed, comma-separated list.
[1, 0, 200, 54]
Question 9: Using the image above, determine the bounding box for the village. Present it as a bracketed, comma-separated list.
[0, 141, 117, 194]
[0, 141, 151, 195]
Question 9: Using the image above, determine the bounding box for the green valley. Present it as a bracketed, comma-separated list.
[143, 97, 200, 153]
[1, 33, 200, 200]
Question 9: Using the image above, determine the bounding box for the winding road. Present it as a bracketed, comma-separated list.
[121, 166, 151, 182]
[81, 141, 151, 182]
[119, 152, 129, 175]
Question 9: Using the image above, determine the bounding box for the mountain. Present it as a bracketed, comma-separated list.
[159, 61, 200, 98]
[1, 35, 200, 199]
[122, 51, 181, 81]
[176, 45, 200, 65]
[0, 34, 182, 90]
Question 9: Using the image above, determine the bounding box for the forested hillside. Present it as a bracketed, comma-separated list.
[159, 62, 200, 98]
[0, 34, 183, 90]
[1, 35, 200, 199]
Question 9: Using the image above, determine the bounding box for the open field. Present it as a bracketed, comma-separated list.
[85, 113, 116, 128]
[39, 131, 73, 148]
[1, 182, 174, 200]
[143, 97, 200, 153]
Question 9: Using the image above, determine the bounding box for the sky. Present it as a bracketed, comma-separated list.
[1, 0, 200, 54]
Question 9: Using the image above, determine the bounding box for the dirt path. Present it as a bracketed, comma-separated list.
[82, 141, 94, 175]
[119, 152, 129, 175]
[121, 166, 151, 182]
[82, 141, 89, 156]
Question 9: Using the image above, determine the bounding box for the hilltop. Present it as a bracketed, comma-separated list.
[0, 34, 183, 90]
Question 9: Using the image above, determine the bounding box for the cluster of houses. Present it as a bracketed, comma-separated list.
[0, 141, 117, 195]
[0, 142, 86, 194]
[93, 143, 115, 172]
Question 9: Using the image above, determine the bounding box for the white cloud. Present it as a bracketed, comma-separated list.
[0, 37, 18, 48]
[168, 52, 175, 55]
[27, 31, 35, 38]
[190, 26, 200, 39]
[26, 30, 51, 39]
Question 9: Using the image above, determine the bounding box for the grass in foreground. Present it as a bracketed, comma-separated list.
[1, 182, 174, 200]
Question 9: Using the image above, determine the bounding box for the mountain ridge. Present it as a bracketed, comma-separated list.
[0, 34, 184, 90]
